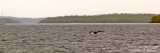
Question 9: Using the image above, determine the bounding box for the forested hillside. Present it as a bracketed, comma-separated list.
[0, 18, 21, 23]
[0, 16, 44, 23]
[150, 15, 160, 23]
[13, 18, 44, 23]
[39, 14, 157, 23]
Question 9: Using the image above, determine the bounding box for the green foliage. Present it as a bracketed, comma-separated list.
[150, 15, 160, 23]
[39, 14, 157, 23]
[0, 18, 21, 23]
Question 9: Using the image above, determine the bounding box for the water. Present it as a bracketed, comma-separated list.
[4, 23, 160, 25]
[1, 23, 160, 53]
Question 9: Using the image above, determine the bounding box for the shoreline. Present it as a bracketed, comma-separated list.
[4, 23, 160, 25]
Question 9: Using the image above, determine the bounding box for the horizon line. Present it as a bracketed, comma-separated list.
[0, 13, 159, 18]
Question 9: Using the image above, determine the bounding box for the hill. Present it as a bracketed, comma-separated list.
[0, 16, 21, 23]
[150, 15, 160, 23]
[0, 16, 44, 23]
[39, 14, 157, 23]
[13, 18, 44, 23]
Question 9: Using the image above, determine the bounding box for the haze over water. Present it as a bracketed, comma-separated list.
[0, 0, 160, 18]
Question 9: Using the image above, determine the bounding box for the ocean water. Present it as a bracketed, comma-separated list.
[4, 23, 160, 25]
[1, 23, 160, 53]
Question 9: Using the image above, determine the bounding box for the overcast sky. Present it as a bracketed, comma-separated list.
[0, 0, 160, 18]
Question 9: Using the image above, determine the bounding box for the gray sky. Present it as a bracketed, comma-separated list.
[0, 0, 160, 18]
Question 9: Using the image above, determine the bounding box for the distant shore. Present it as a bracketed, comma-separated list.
[4, 23, 160, 25]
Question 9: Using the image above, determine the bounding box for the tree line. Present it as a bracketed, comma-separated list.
[150, 15, 160, 23]
[0, 17, 21, 23]
[39, 14, 157, 23]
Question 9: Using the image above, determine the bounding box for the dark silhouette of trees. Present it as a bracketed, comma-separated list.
[150, 15, 160, 23]
[0, 16, 21, 23]
[39, 14, 157, 23]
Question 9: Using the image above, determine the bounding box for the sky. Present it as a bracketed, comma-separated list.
[0, 0, 160, 18]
